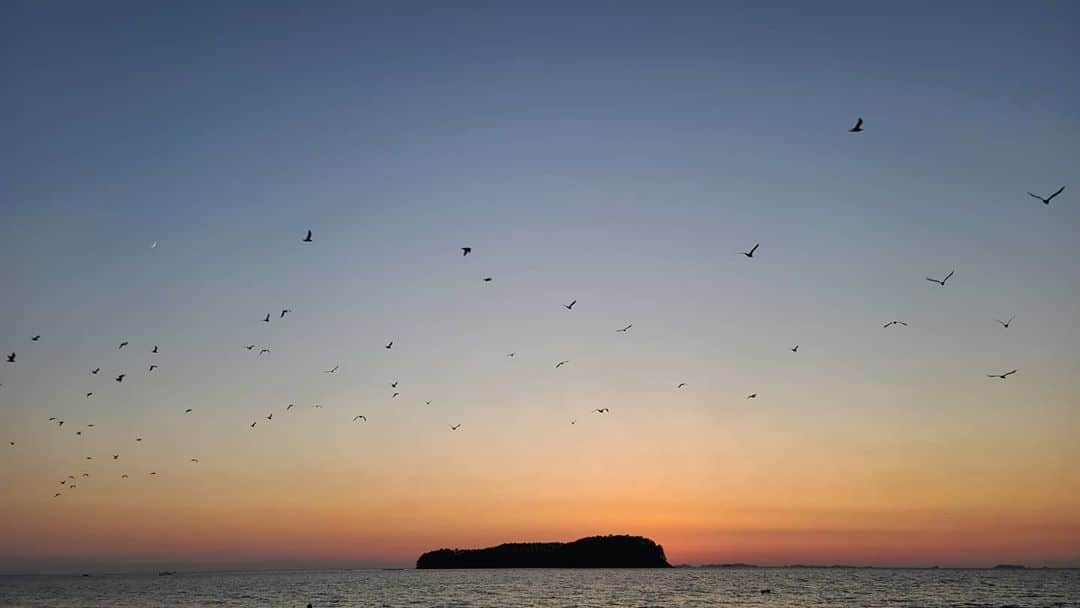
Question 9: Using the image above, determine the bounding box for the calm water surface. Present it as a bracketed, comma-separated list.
[1, 568, 1077, 607]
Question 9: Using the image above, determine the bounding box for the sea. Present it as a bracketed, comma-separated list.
[0, 568, 1077, 607]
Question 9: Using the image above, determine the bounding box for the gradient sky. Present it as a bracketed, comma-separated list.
[1, 1, 1078, 573]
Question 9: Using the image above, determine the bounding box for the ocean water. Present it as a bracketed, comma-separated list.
[1, 568, 1077, 607]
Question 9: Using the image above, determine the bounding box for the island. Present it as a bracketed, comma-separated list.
[416, 535, 671, 568]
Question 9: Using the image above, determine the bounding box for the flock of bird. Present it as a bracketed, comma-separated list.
[1, 118, 1068, 500]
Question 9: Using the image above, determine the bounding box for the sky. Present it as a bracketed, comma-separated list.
[1, 1, 1078, 573]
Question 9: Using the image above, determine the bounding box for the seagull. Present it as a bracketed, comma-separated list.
[118, 341, 128, 349]
[391, 392, 400, 399]
[849, 117, 864, 133]
[86, 392, 93, 398]
[250, 422, 257, 428]
[115, 374, 126, 382]
[148, 365, 158, 372]
[883, 320, 908, 328]
[926, 270, 955, 287]
[57, 420, 65, 427]
[570, 420, 576, 425]
[425, 400, 432, 406]
[563, 299, 577, 310]
[184, 408, 192, 414]
[266, 413, 273, 421]
[6, 353, 14, 363]
[592, 408, 609, 414]
[507, 352, 516, 358]
[302, 230, 313, 242]
[258, 348, 270, 355]
[31, 335, 41, 342]
[1027, 186, 1065, 205]
[54, 493, 62, 498]
[555, 360, 569, 368]
[190, 458, 199, 464]
[280, 309, 291, 319]
[121, 474, 128, 479]
[461, 247, 471, 256]
[390, 381, 398, 388]
[482, 277, 493, 282]
[324, 365, 339, 374]
[113, 454, 119, 460]
[90, 368, 100, 375]
[616, 323, 633, 333]
[676, 383, 687, 389]
[791, 345, 799, 353]
[286, 404, 295, 411]
[261, 313, 271, 323]
[739, 243, 760, 258]
[987, 369, 1018, 380]
[244, 344, 256, 351]
[995, 315, 1015, 329]
[135, 437, 142, 442]
[148, 472, 157, 476]
[449, 424, 461, 431]
[75, 431, 82, 436]
[352, 415, 367, 422]
[385, 341, 393, 349]
[151, 345, 159, 354]
[746, 393, 758, 399]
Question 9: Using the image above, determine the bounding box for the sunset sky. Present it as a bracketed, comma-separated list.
[1, 2, 1078, 573]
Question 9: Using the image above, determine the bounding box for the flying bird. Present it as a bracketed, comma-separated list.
[6, 353, 14, 363]
[313, 404, 323, 409]
[739, 243, 760, 258]
[324, 365, 339, 374]
[118, 341, 128, 349]
[280, 309, 291, 319]
[449, 424, 461, 431]
[616, 323, 633, 333]
[563, 299, 577, 310]
[113, 454, 119, 460]
[148, 472, 157, 476]
[507, 352, 516, 358]
[425, 400, 432, 406]
[286, 404, 295, 411]
[461, 247, 471, 256]
[987, 369, 1018, 380]
[482, 277, 494, 283]
[385, 341, 393, 349]
[570, 420, 576, 425]
[31, 335, 41, 342]
[926, 270, 955, 287]
[184, 409, 192, 414]
[592, 408, 609, 414]
[555, 360, 569, 368]
[250, 422, 257, 428]
[115, 374, 126, 382]
[258, 348, 270, 356]
[86, 392, 93, 398]
[148, 364, 158, 372]
[261, 313, 271, 323]
[1027, 186, 1065, 205]
[995, 315, 1015, 329]
[390, 381, 398, 388]
[791, 345, 799, 353]
[90, 368, 100, 375]
[151, 345, 159, 354]
[244, 345, 256, 351]
[391, 392, 399, 399]
[266, 413, 273, 421]
[352, 415, 367, 422]
[135, 437, 142, 442]
[121, 474, 128, 479]
[302, 230, 313, 242]
[849, 117, 864, 132]
[676, 383, 687, 389]
[150, 240, 157, 249]
[746, 393, 758, 399]
[883, 320, 908, 328]
[190, 459, 199, 464]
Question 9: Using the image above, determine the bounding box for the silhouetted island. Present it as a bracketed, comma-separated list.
[416, 535, 671, 568]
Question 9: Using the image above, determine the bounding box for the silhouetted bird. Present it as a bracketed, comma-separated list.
[392, 392, 400, 399]
[677, 383, 687, 389]
[151, 345, 159, 354]
[115, 374, 126, 382]
[352, 415, 367, 422]
[482, 277, 493, 283]
[135, 437, 142, 442]
[425, 400, 432, 405]
[149, 472, 157, 476]
[313, 404, 323, 409]
[570, 420, 576, 425]
[739, 243, 760, 258]
[987, 369, 1018, 380]
[86, 392, 93, 398]
[449, 424, 461, 431]
[190, 459, 199, 464]
[76, 431, 82, 436]
[1027, 186, 1065, 205]
[324, 365, 339, 374]
[6, 353, 14, 363]
[250, 422, 257, 428]
[54, 493, 61, 498]
[266, 413, 273, 421]
[90, 368, 100, 375]
[995, 315, 1015, 329]
[507, 352, 515, 358]
[462, 247, 471, 256]
[261, 313, 271, 323]
[244, 345, 256, 350]
[31, 335, 40, 342]
[118, 341, 128, 349]
[148, 365, 158, 372]
[8, 442, 13, 446]
[184, 409, 192, 414]
[258, 348, 270, 356]
[391, 381, 398, 388]
[150, 240, 157, 249]
[286, 404, 295, 411]
[302, 230, 313, 242]
[926, 270, 954, 286]
[555, 360, 569, 368]
[791, 345, 799, 352]
[113, 454, 119, 460]
[883, 320, 908, 328]
[849, 117, 864, 132]
[280, 309, 291, 318]
[385, 341, 393, 349]
[592, 408, 609, 414]
[746, 393, 758, 399]
[563, 299, 577, 310]
[121, 474, 128, 479]
[616, 323, 633, 333]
